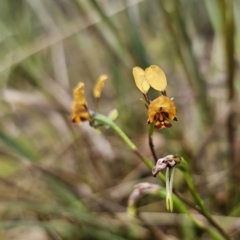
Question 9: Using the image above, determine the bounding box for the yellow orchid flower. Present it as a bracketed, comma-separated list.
[147, 95, 177, 129]
[71, 75, 108, 124]
[132, 65, 177, 129]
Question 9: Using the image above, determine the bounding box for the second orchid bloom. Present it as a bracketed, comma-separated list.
[71, 75, 107, 124]
[132, 65, 177, 129]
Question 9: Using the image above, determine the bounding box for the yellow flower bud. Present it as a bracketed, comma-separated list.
[93, 75, 108, 98]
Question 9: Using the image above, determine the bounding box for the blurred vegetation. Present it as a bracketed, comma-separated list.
[0, 0, 239, 239]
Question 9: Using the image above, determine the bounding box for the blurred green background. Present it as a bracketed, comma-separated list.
[0, 0, 239, 239]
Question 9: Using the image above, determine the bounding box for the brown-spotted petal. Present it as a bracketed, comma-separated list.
[71, 103, 91, 124]
[147, 96, 177, 129]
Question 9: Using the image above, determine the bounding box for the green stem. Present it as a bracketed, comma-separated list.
[93, 113, 153, 169]
[94, 113, 136, 149]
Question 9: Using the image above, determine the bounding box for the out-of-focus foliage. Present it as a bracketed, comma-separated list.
[0, 0, 239, 239]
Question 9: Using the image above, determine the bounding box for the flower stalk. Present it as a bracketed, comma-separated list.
[148, 123, 158, 163]
[166, 167, 175, 212]
[93, 113, 153, 169]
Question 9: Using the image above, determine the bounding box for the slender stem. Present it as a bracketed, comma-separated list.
[93, 113, 153, 169]
[166, 167, 171, 211]
[94, 114, 136, 150]
[143, 93, 150, 104]
[169, 167, 174, 212]
[166, 167, 170, 208]
[95, 98, 100, 112]
[148, 123, 158, 163]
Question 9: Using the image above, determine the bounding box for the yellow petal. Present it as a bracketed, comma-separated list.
[145, 65, 167, 91]
[132, 67, 150, 94]
[73, 82, 87, 105]
[93, 75, 108, 98]
[150, 96, 176, 111]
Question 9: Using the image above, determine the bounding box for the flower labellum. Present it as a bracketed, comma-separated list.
[147, 95, 177, 129]
[71, 104, 91, 124]
[71, 82, 91, 124]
